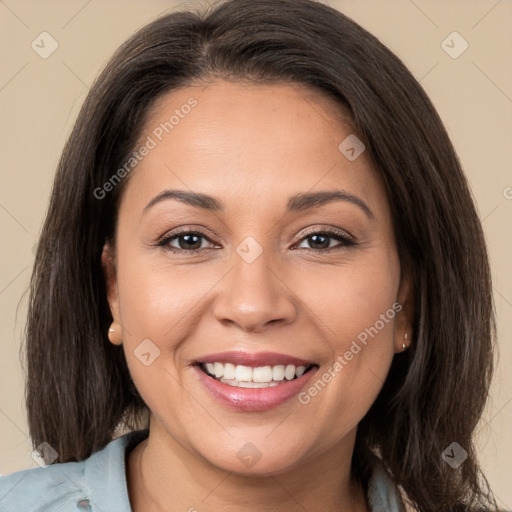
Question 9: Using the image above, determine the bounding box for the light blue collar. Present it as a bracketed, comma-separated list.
[0, 429, 406, 511]
[366, 456, 407, 511]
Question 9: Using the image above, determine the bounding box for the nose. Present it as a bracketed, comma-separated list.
[212, 246, 298, 333]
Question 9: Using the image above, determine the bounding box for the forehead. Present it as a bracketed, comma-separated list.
[120, 79, 387, 217]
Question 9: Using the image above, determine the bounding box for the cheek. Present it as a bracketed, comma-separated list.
[290, 248, 399, 417]
[115, 257, 208, 416]
[116, 253, 212, 339]
[292, 249, 399, 347]
[114, 252, 227, 407]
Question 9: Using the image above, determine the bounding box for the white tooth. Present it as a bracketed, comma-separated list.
[252, 366, 273, 383]
[268, 381, 279, 387]
[223, 363, 236, 380]
[272, 365, 285, 381]
[295, 365, 307, 377]
[209, 362, 309, 384]
[239, 381, 270, 388]
[284, 365, 296, 380]
[214, 362, 224, 378]
[235, 365, 253, 382]
[219, 378, 239, 386]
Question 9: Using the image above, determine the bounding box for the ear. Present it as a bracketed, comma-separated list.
[394, 269, 414, 353]
[101, 242, 123, 345]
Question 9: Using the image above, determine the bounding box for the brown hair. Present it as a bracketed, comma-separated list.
[25, 0, 497, 509]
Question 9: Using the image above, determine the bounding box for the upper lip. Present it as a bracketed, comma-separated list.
[193, 350, 316, 368]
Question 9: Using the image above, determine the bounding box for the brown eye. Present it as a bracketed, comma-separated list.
[158, 230, 216, 252]
[295, 230, 355, 251]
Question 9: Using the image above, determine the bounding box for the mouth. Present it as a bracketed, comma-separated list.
[195, 361, 318, 388]
[191, 350, 320, 411]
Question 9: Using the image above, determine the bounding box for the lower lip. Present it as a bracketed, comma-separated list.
[193, 365, 318, 412]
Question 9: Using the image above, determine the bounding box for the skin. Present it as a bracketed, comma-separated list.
[102, 79, 413, 512]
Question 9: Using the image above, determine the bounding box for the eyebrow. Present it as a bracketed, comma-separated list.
[143, 189, 375, 220]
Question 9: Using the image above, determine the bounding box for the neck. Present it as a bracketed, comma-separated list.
[128, 419, 369, 512]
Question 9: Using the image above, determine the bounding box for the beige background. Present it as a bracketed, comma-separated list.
[0, 0, 511, 508]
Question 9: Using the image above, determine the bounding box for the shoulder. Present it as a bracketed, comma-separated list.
[0, 459, 86, 512]
[0, 429, 148, 512]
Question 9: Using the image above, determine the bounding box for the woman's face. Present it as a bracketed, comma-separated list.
[103, 80, 412, 475]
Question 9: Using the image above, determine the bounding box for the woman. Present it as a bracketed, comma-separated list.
[0, 0, 498, 510]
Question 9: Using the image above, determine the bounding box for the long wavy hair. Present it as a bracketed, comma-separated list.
[24, 0, 497, 510]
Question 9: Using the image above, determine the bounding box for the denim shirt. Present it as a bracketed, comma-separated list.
[0, 429, 406, 511]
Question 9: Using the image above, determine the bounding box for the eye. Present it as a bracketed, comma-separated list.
[294, 229, 356, 251]
[157, 229, 217, 253]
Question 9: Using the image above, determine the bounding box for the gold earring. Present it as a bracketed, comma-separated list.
[402, 332, 409, 351]
[108, 322, 122, 345]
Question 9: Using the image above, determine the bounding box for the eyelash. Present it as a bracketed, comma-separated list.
[156, 228, 356, 254]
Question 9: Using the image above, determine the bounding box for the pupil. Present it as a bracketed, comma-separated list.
[310, 234, 329, 249]
[180, 234, 201, 250]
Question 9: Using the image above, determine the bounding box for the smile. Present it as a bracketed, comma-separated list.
[193, 360, 319, 412]
[199, 362, 316, 388]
